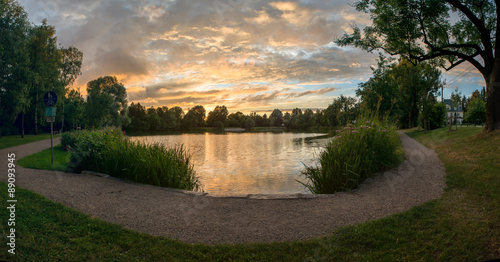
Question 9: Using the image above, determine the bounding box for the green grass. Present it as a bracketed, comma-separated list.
[17, 145, 68, 172]
[2, 127, 498, 261]
[0, 133, 60, 150]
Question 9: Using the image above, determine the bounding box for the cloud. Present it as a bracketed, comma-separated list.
[18, 0, 381, 111]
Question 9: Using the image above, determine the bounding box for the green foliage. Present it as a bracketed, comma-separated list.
[301, 117, 402, 194]
[207, 105, 229, 127]
[63, 90, 85, 130]
[337, 0, 499, 132]
[243, 117, 255, 130]
[66, 128, 124, 172]
[357, 56, 443, 129]
[465, 98, 486, 124]
[270, 109, 284, 127]
[103, 139, 200, 191]
[181, 105, 206, 129]
[419, 102, 447, 130]
[85, 76, 129, 128]
[0, 0, 31, 137]
[324, 95, 358, 128]
[64, 128, 199, 191]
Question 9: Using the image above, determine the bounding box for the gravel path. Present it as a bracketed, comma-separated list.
[0, 133, 446, 245]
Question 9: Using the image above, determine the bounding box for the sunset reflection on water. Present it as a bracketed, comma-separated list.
[131, 132, 330, 195]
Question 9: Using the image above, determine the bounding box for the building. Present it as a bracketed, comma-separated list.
[443, 99, 464, 124]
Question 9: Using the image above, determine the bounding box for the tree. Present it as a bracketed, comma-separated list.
[357, 55, 400, 118]
[243, 117, 256, 130]
[0, 0, 31, 137]
[451, 88, 463, 108]
[58, 46, 83, 132]
[169, 106, 184, 129]
[86, 76, 128, 128]
[207, 105, 228, 127]
[181, 105, 206, 129]
[146, 107, 161, 132]
[227, 111, 244, 127]
[63, 89, 84, 131]
[269, 109, 284, 127]
[466, 98, 486, 124]
[390, 60, 443, 128]
[338, 0, 499, 133]
[126, 102, 148, 132]
[27, 20, 62, 135]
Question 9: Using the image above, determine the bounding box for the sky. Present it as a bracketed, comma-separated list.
[18, 0, 486, 114]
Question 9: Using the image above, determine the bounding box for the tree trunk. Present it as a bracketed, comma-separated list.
[61, 97, 65, 133]
[21, 112, 25, 138]
[34, 92, 38, 135]
[484, 58, 500, 133]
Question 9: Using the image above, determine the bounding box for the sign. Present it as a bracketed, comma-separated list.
[43, 91, 58, 107]
[45, 107, 56, 117]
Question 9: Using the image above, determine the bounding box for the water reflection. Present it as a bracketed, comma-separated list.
[131, 133, 329, 195]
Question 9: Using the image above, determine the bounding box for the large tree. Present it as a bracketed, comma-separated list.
[338, 0, 499, 132]
[207, 105, 229, 127]
[86, 76, 128, 128]
[58, 46, 83, 132]
[27, 20, 62, 135]
[0, 0, 31, 137]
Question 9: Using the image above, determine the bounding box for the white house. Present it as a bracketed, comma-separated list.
[443, 99, 464, 124]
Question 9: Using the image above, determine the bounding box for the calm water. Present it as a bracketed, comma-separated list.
[131, 132, 330, 195]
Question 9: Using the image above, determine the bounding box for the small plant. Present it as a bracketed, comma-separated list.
[300, 118, 403, 194]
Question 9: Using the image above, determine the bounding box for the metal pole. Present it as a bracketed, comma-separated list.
[51, 122, 54, 165]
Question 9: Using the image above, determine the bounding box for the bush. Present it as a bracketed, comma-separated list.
[66, 128, 200, 191]
[301, 118, 402, 194]
[465, 98, 486, 124]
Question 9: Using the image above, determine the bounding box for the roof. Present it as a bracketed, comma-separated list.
[442, 99, 464, 112]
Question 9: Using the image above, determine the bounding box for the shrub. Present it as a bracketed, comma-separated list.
[66, 128, 200, 191]
[301, 118, 402, 194]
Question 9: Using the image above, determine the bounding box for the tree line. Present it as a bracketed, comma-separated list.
[0, 0, 83, 137]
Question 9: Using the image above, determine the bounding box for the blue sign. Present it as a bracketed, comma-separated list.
[43, 91, 58, 107]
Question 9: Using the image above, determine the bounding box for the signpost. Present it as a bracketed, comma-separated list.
[44, 91, 58, 165]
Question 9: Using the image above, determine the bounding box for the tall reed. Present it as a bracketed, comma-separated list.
[300, 117, 402, 194]
[66, 129, 200, 191]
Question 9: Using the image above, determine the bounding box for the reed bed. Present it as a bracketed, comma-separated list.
[62, 128, 200, 191]
[301, 118, 402, 194]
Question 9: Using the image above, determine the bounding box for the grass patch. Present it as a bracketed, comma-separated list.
[17, 145, 68, 172]
[0, 133, 60, 150]
[3, 127, 498, 261]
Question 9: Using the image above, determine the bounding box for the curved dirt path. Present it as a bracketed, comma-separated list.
[0, 133, 445, 244]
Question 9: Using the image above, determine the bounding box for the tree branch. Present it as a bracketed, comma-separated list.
[409, 48, 485, 74]
[446, 0, 494, 70]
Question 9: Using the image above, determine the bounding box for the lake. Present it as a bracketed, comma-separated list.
[131, 132, 330, 195]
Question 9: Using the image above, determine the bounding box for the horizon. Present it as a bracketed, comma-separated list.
[18, 0, 485, 113]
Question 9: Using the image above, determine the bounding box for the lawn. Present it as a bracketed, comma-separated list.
[0, 133, 60, 150]
[16, 145, 68, 172]
[1, 127, 498, 261]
